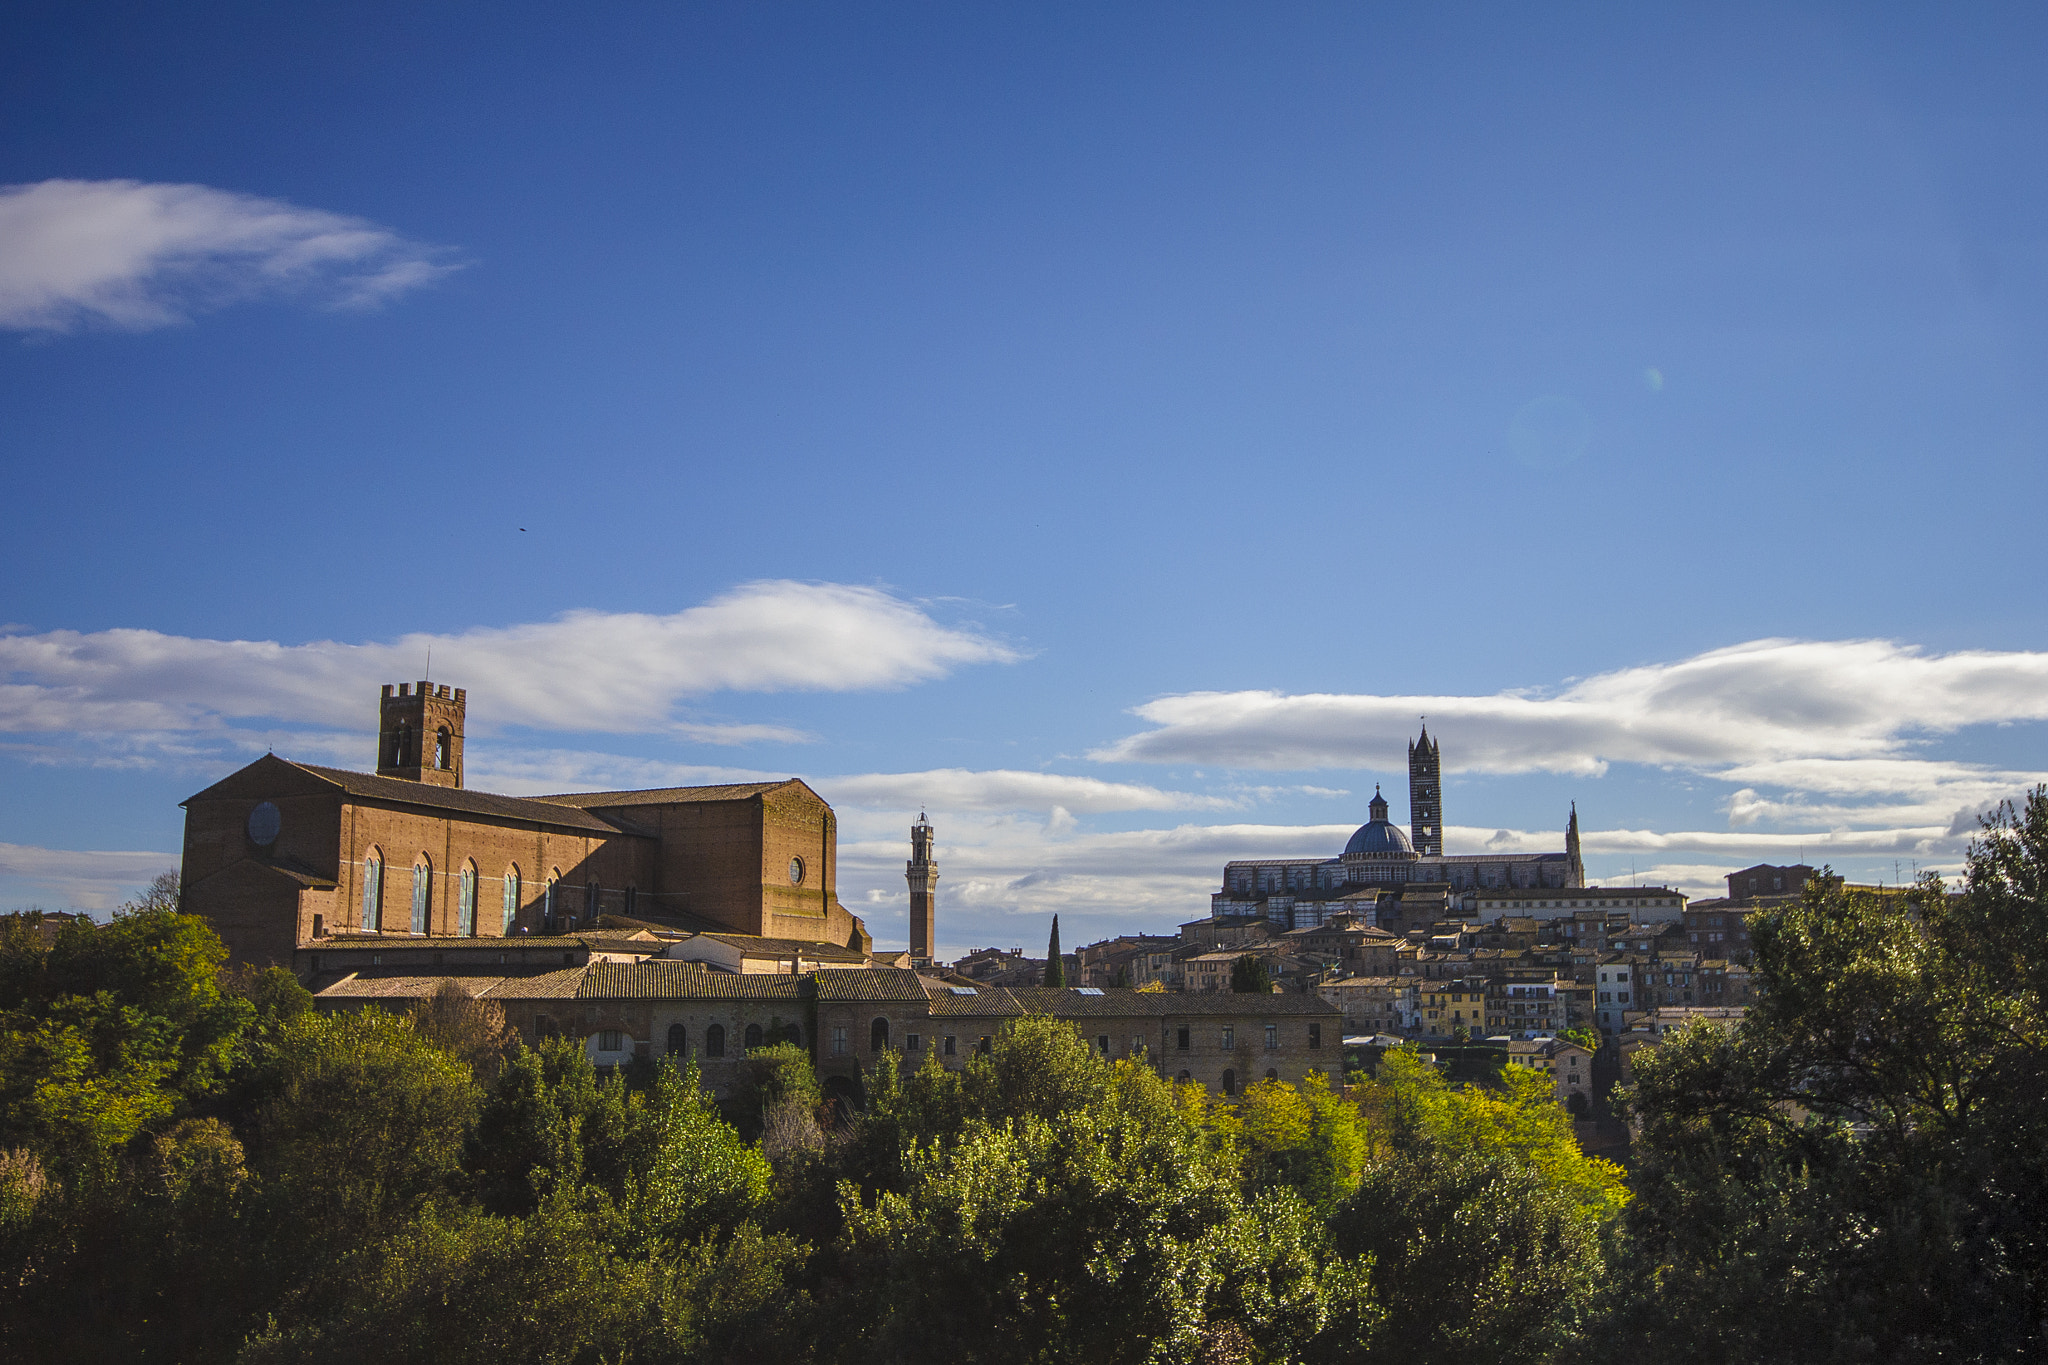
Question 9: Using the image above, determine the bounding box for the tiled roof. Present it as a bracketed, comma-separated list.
[920, 983, 1026, 1017]
[314, 933, 587, 955]
[486, 966, 591, 998]
[290, 763, 636, 835]
[693, 932, 869, 961]
[1004, 987, 1340, 1018]
[812, 967, 929, 1001]
[534, 780, 802, 808]
[579, 961, 807, 1000]
[314, 974, 502, 1000]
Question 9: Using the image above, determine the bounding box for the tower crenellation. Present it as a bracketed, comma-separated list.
[377, 679, 465, 788]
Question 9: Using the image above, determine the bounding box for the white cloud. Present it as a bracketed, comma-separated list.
[1095, 638, 2048, 776]
[0, 844, 177, 913]
[0, 179, 462, 331]
[0, 581, 1022, 744]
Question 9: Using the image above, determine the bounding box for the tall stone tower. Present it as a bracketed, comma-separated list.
[1407, 725, 1442, 856]
[377, 681, 465, 789]
[905, 812, 938, 962]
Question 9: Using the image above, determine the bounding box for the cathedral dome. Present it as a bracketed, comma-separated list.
[1344, 818, 1414, 857]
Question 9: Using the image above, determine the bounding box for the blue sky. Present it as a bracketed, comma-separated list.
[5, 3, 2048, 957]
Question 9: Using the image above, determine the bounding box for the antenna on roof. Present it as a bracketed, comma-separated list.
[425, 644, 432, 682]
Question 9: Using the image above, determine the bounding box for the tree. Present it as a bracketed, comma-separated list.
[1596, 799, 2048, 1363]
[406, 981, 517, 1079]
[1230, 954, 1272, 994]
[1562, 1026, 1600, 1053]
[1043, 916, 1065, 987]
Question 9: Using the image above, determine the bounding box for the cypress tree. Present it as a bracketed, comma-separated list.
[1043, 915, 1065, 987]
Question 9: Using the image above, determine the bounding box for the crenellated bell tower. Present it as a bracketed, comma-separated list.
[905, 812, 937, 962]
[1407, 724, 1442, 856]
[377, 681, 465, 788]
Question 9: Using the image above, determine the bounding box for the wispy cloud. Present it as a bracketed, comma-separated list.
[0, 178, 461, 331]
[0, 844, 176, 912]
[1096, 639, 2048, 776]
[0, 581, 1023, 751]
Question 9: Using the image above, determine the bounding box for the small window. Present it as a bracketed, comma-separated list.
[784, 1023, 803, 1048]
[745, 1024, 763, 1050]
[1307, 1022, 1321, 1049]
[1096, 1034, 1110, 1055]
[1176, 1026, 1190, 1050]
[1222, 1068, 1237, 1096]
[978, 1035, 991, 1055]
[1265, 1024, 1278, 1050]
[1221, 1026, 1235, 1050]
[831, 1026, 848, 1056]
[1131, 1036, 1144, 1055]
[1265, 1068, 1279, 1081]
[906, 1033, 922, 1051]
[871, 1017, 890, 1052]
[667, 1023, 685, 1055]
[600, 1030, 623, 1052]
[706, 1024, 726, 1058]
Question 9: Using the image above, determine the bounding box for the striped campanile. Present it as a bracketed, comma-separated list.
[906, 812, 938, 963]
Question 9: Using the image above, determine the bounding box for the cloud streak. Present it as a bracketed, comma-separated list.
[0, 178, 460, 331]
[1095, 638, 2048, 793]
[0, 581, 1022, 741]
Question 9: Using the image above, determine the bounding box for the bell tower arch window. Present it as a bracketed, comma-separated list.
[435, 727, 452, 770]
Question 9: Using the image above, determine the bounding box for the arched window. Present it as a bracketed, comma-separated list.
[1222, 1069, 1237, 1096]
[870, 1017, 890, 1052]
[502, 867, 520, 934]
[458, 863, 477, 936]
[667, 1023, 685, 1056]
[1265, 1068, 1279, 1082]
[1177, 1069, 1192, 1083]
[361, 850, 383, 931]
[391, 722, 409, 768]
[411, 857, 431, 934]
[705, 1024, 725, 1058]
[745, 1024, 763, 1050]
[435, 727, 451, 770]
[782, 1023, 803, 1048]
[586, 880, 600, 922]
[544, 871, 560, 930]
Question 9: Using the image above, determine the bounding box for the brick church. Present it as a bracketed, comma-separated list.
[179, 680, 873, 967]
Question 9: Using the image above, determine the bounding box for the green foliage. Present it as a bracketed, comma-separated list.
[1230, 953, 1273, 994]
[628, 1061, 773, 1248]
[1044, 914, 1066, 987]
[1595, 796, 2048, 1362]
[1561, 1026, 1600, 1053]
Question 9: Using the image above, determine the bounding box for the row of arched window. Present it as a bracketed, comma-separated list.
[661, 1021, 804, 1058]
[359, 850, 607, 935]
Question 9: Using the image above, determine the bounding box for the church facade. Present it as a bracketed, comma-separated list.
[178, 680, 873, 968]
[1210, 727, 1586, 929]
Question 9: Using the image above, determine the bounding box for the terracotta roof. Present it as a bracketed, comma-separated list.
[579, 961, 807, 1000]
[1004, 987, 1340, 1018]
[920, 982, 1027, 1017]
[534, 780, 802, 808]
[812, 967, 929, 1001]
[314, 933, 586, 955]
[289, 763, 636, 835]
[486, 966, 591, 998]
[692, 932, 869, 961]
[313, 974, 502, 1000]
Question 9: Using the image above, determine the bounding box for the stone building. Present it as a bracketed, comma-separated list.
[178, 680, 874, 968]
[1207, 730, 1588, 930]
[304, 941, 1341, 1100]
